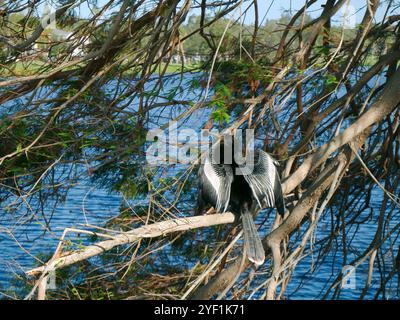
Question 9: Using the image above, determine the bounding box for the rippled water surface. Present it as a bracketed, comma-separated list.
[1, 176, 397, 299]
[1, 74, 398, 300]
[0, 183, 122, 295]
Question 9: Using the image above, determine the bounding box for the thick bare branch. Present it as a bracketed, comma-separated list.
[26, 212, 235, 277]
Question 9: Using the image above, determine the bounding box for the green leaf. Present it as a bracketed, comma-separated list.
[16, 143, 22, 153]
[211, 107, 230, 125]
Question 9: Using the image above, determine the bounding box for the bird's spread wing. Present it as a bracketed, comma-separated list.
[203, 156, 233, 212]
[239, 150, 284, 213]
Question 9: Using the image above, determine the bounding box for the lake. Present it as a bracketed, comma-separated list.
[0, 73, 398, 300]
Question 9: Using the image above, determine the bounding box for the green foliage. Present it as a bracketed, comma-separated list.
[323, 73, 339, 90]
[216, 60, 272, 92]
[211, 106, 230, 125]
[211, 82, 231, 125]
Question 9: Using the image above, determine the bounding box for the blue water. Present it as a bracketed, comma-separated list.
[0, 181, 122, 296]
[0, 72, 399, 299]
[1, 180, 397, 299]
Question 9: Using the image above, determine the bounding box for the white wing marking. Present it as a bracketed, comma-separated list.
[203, 156, 232, 213]
[204, 157, 220, 194]
[242, 150, 277, 209]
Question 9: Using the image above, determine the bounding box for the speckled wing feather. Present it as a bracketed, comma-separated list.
[203, 156, 233, 213]
[240, 150, 285, 215]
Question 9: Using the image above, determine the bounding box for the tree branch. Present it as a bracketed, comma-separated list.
[26, 212, 235, 277]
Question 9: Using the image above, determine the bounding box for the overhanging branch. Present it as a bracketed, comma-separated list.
[26, 212, 235, 277]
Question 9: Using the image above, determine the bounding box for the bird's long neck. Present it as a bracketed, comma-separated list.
[210, 135, 241, 166]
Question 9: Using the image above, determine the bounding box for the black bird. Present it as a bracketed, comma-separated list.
[196, 135, 285, 265]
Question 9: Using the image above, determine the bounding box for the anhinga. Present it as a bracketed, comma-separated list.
[196, 135, 285, 265]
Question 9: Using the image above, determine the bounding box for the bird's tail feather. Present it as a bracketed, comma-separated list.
[242, 210, 265, 266]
